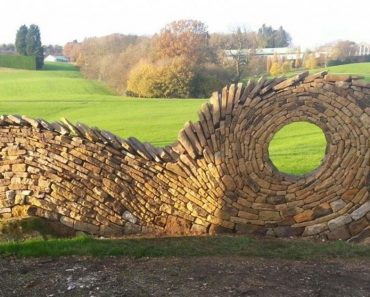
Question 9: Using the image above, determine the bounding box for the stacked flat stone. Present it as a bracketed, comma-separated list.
[0, 71, 370, 241]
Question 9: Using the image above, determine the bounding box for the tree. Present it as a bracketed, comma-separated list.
[44, 44, 63, 56]
[127, 57, 195, 98]
[225, 27, 261, 82]
[304, 54, 318, 69]
[15, 25, 28, 55]
[330, 40, 358, 61]
[154, 19, 210, 64]
[63, 40, 81, 62]
[275, 26, 291, 47]
[25, 25, 44, 69]
[269, 62, 281, 76]
[15, 24, 44, 69]
[258, 24, 291, 48]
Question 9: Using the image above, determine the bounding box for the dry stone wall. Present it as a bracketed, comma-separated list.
[1, 71, 370, 241]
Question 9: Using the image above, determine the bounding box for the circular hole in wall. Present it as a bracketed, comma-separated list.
[268, 121, 327, 176]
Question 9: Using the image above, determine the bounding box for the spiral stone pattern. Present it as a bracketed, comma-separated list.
[0, 71, 370, 240]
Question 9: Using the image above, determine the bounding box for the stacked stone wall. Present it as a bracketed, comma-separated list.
[1, 71, 370, 240]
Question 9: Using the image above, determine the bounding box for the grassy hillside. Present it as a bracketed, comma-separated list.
[321, 63, 370, 80]
[0, 62, 368, 174]
[0, 63, 205, 147]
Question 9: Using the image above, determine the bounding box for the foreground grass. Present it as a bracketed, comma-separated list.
[0, 235, 369, 260]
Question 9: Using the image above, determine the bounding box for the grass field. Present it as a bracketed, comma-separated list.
[291, 63, 370, 81]
[0, 234, 369, 259]
[0, 63, 205, 147]
[268, 122, 327, 175]
[0, 62, 369, 174]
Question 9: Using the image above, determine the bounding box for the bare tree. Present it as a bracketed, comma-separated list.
[225, 26, 261, 82]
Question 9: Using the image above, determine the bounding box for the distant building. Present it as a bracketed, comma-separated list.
[224, 47, 303, 61]
[357, 43, 370, 56]
[45, 55, 69, 63]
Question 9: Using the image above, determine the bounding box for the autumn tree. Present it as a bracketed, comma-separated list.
[127, 57, 194, 98]
[223, 27, 262, 82]
[154, 19, 210, 64]
[330, 40, 358, 61]
[63, 40, 82, 62]
[304, 54, 318, 69]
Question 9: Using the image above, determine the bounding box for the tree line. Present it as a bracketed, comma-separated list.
[15, 24, 44, 69]
[63, 21, 291, 98]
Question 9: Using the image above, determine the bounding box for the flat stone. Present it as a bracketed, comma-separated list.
[330, 199, 346, 212]
[302, 223, 327, 236]
[221, 175, 236, 191]
[348, 226, 370, 244]
[259, 210, 281, 221]
[328, 214, 352, 231]
[349, 217, 369, 236]
[327, 226, 351, 241]
[313, 202, 332, 218]
[165, 215, 191, 235]
[124, 222, 142, 234]
[266, 195, 286, 205]
[274, 226, 304, 237]
[342, 188, 359, 202]
[294, 210, 314, 223]
[325, 74, 351, 82]
[190, 224, 207, 234]
[351, 201, 370, 221]
[122, 210, 138, 224]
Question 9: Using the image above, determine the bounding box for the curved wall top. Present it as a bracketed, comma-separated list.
[1, 71, 370, 240]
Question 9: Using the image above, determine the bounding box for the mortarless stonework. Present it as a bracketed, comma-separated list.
[1, 71, 370, 240]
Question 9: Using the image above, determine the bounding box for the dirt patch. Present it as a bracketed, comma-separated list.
[0, 256, 369, 297]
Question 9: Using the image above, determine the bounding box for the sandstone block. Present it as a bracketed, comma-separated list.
[328, 214, 352, 231]
[350, 201, 370, 221]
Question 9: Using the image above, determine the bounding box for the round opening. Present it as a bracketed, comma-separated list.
[268, 121, 327, 176]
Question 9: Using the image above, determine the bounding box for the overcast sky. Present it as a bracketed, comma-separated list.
[1, 0, 369, 48]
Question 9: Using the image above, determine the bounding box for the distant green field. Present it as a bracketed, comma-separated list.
[318, 63, 370, 81]
[0, 62, 368, 174]
[290, 63, 370, 81]
[0, 63, 205, 147]
[268, 122, 327, 175]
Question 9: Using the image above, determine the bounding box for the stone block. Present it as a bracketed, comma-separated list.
[351, 201, 370, 221]
[328, 214, 352, 231]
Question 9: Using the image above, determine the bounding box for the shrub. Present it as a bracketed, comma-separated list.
[127, 57, 195, 98]
[281, 61, 292, 74]
[304, 54, 318, 69]
[0, 54, 36, 70]
[269, 61, 281, 76]
[191, 63, 233, 97]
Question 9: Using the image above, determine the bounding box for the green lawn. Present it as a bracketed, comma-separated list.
[0, 63, 205, 147]
[291, 63, 370, 81]
[0, 62, 368, 174]
[268, 122, 327, 175]
[318, 63, 370, 81]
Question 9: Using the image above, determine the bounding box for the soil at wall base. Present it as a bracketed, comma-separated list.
[0, 256, 369, 297]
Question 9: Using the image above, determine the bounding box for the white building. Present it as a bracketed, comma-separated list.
[45, 55, 69, 63]
[224, 47, 304, 62]
[357, 43, 370, 56]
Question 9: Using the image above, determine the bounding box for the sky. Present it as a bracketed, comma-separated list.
[1, 0, 369, 49]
